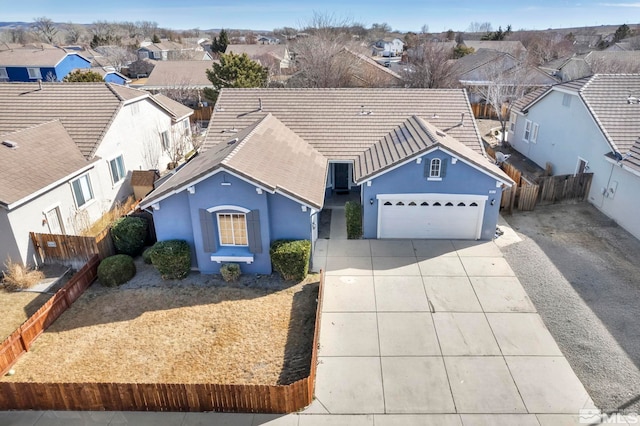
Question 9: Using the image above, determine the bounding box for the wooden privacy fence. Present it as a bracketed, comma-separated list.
[0, 271, 325, 413]
[539, 173, 593, 204]
[30, 230, 114, 269]
[0, 255, 99, 377]
[471, 103, 508, 120]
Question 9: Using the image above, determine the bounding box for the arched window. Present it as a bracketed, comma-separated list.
[396, 201, 405, 206]
[445, 202, 454, 206]
[384, 201, 392, 206]
[430, 158, 441, 178]
[458, 202, 466, 206]
[408, 202, 417, 206]
[421, 202, 429, 206]
[470, 202, 478, 207]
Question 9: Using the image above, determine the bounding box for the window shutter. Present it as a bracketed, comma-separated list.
[246, 210, 263, 254]
[441, 158, 448, 178]
[199, 209, 218, 253]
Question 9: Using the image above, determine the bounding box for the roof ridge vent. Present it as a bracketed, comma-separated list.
[2, 140, 18, 149]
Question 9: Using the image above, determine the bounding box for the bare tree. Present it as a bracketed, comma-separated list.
[136, 21, 158, 39]
[32, 17, 58, 44]
[94, 45, 136, 71]
[471, 59, 530, 145]
[7, 27, 28, 44]
[467, 22, 493, 33]
[141, 133, 161, 170]
[588, 54, 640, 74]
[160, 124, 195, 169]
[404, 42, 457, 88]
[64, 23, 85, 44]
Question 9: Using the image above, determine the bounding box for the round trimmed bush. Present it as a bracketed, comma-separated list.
[98, 254, 136, 287]
[150, 240, 191, 280]
[111, 216, 148, 256]
[220, 263, 241, 282]
[142, 246, 155, 264]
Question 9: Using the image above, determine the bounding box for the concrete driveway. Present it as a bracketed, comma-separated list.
[308, 238, 597, 425]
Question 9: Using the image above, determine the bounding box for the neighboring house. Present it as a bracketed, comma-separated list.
[225, 44, 292, 70]
[371, 38, 404, 57]
[138, 40, 206, 61]
[69, 67, 131, 85]
[142, 60, 215, 106]
[0, 82, 193, 268]
[456, 49, 557, 103]
[337, 48, 404, 87]
[140, 89, 513, 275]
[606, 35, 640, 52]
[461, 40, 526, 59]
[543, 51, 640, 82]
[257, 35, 281, 45]
[0, 46, 91, 82]
[508, 74, 640, 240]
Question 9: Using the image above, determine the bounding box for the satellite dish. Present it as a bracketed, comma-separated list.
[495, 151, 511, 165]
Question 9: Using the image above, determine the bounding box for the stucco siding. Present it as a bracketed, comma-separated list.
[361, 149, 502, 240]
[54, 54, 91, 81]
[0, 209, 20, 269]
[598, 165, 640, 240]
[267, 193, 312, 241]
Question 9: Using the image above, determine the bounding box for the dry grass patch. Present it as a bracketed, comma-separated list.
[4, 274, 319, 385]
[1, 260, 44, 292]
[0, 291, 51, 340]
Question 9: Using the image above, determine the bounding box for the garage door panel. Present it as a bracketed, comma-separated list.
[378, 194, 485, 240]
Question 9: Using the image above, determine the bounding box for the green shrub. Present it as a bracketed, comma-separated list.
[150, 240, 191, 280]
[111, 216, 148, 256]
[270, 240, 311, 281]
[142, 246, 155, 264]
[98, 254, 136, 287]
[220, 263, 241, 282]
[345, 201, 362, 239]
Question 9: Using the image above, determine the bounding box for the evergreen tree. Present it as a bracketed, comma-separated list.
[211, 29, 229, 54]
[204, 52, 268, 104]
[614, 24, 631, 43]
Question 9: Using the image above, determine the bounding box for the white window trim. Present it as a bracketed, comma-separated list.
[531, 123, 539, 144]
[429, 158, 441, 178]
[523, 120, 532, 143]
[509, 112, 516, 132]
[108, 154, 126, 186]
[70, 173, 95, 210]
[42, 202, 65, 234]
[27, 67, 42, 79]
[575, 157, 589, 176]
[216, 212, 249, 247]
[161, 130, 170, 151]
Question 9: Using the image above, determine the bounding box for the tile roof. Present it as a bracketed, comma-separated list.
[463, 40, 526, 57]
[354, 115, 512, 184]
[512, 74, 640, 154]
[142, 113, 327, 209]
[455, 49, 513, 78]
[151, 93, 194, 120]
[206, 88, 485, 160]
[622, 138, 640, 172]
[0, 47, 88, 67]
[0, 121, 94, 207]
[225, 44, 288, 61]
[143, 60, 214, 88]
[339, 48, 403, 86]
[511, 87, 551, 113]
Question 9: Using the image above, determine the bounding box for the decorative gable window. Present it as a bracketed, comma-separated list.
[71, 174, 94, 208]
[109, 155, 126, 185]
[430, 158, 441, 178]
[217, 213, 248, 246]
[27, 67, 42, 80]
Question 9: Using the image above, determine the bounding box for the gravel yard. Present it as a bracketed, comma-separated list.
[501, 202, 640, 413]
[3, 259, 319, 386]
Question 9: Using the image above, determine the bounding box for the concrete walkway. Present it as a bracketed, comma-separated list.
[1, 216, 602, 425]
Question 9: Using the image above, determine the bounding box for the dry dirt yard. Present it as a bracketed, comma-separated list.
[3, 259, 319, 386]
[501, 202, 640, 413]
[0, 264, 70, 340]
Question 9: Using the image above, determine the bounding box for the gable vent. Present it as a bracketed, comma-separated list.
[2, 140, 18, 149]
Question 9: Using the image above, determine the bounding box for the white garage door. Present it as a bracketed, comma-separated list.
[377, 194, 487, 239]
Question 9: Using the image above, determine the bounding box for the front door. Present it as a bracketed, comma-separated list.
[334, 163, 349, 193]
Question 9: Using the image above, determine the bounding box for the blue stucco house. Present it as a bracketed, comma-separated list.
[0, 47, 91, 82]
[140, 88, 514, 274]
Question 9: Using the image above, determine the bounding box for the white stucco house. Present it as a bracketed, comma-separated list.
[508, 74, 640, 240]
[371, 38, 404, 57]
[0, 82, 193, 268]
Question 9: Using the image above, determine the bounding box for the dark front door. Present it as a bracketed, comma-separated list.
[334, 163, 349, 193]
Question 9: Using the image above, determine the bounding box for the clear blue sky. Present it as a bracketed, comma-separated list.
[2, 0, 638, 32]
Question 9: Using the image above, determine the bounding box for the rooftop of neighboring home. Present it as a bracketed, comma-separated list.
[224, 44, 289, 60]
[0, 121, 94, 208]
[0, 82, 192, 158]
[462, 40, 526, 57]
[455, 48, 514, 78]
[139, 40, 192, 52]
[0, 45, 89, 67]
[143, 60, 214, 89]
[339, 48, 403, 84]
[513, 74, 640, 156]
[205, 88, 485, 159]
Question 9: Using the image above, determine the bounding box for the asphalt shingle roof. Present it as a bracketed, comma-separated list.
[0, 121, 94, 207]
[205, 88, 485, 160]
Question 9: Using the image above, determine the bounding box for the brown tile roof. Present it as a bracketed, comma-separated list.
[0, 121, 94, 207]
[463, 40, 526, 57]
[0, 82, 123, 158]
[622, 138, 640, 172]
[0, 47, 88, 67]
[354, 116, 512, 183]
[151, 94, 194, 120]
[107, 83, 148, 102]
[206, 88, 485, 160]
[225, 44, 288, 61]
[142, 113, 327, 209]
[144, 60, 214, 88]
[338, 48, 403, 86]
